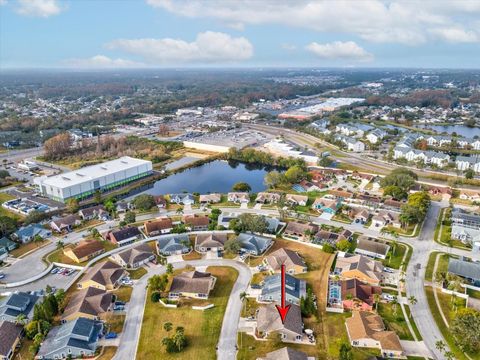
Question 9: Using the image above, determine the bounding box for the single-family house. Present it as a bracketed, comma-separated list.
[328, 189, 354, 199]
[168, 270, 216, 299]
[36, 317, 103, 360]
[259, 274, 306, 305]
[61, 287, 113, 322]
[372, 211, 401, 229]
[183, 215, 209, 231]
[168, 193, 195, 205]
[199, 193, 222, 204]
[0, 237, 17, 253]
[110, 242, 155, 269]
[314, 229, 352, 247]
[334, 254, 384, 285]
[283, 222, 318, 242]
[77, 261, 126, 291]
[285, 194, 308, 207]
[12, 224, 51, 243]
[366, 129, 387, 144]
[312, 198, 341, 214]
[144, 217, 173, 236]
[451, 208, 480, 230]
[355, 237, 390, 260]
[345, 311, 404, 359]
[156, 234, 191, 256]
[255, 192, 281, 204]
[195, 233, 228, 252]
[0, 320, 23, 360]
[350, 208, 371, 224]
[257, 347, 311, 360]
[341, 279, 382, 311]
[256, 304, 304, 343]
[451, 225, 480, 245]
[0, 292, 39, 322]
[228, 192, 250, 204]
[264, 248, 307, 275]
[64, 240, 105, 263]
[153, 195, 167, 208]
[78, 205, 108, 221]
[50, 215, 82, 233]
[104, 226, 142, 246]
[237, 233, 272, 256]
[448, 258, 480, 287]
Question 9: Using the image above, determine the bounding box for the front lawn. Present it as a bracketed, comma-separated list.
[104, 313, 126, 333]
[377, 302, 414, 340]
[97, 347, 117, 360]
[137, 266, 238, 360]
[127, 267, 147, 280]
[382, 242, 407, 270]
[112, 286, 133, 303]
[9, 239, 50, 258]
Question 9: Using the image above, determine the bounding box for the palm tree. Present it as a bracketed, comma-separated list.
[391, 296, 399, 316]
[435, 340, 446, 353]
[444, 351, 455, 360]
[408, 295, 417, 306]
[15, 313, 27, 325]
[176, 206, 184, 215]
[163, 322, 173, 332]
[373, 293, 381, 311]
[239, 291, 248, 349]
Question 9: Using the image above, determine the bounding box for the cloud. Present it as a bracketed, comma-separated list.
[0, 0, 7, 6]
[306, 41, 373, 61]
[429, 27, 479, 43]
[106, 31, 253, 64]
[64, 55, 143, 69]
[16, 0, 62, 17]
[146, 0, 480, 45]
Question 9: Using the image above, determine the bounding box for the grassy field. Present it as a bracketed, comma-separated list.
[435, 208, 470, 249]
[137, 266, 238, 360]
[377, 302, 414, 340]
[9, 239, 50, 258]
[127, 267, 147, 279]
[104, 313, 126, 333]
[112, 286, 133, 303]
[97, 347, 118, 360]
[382, 242, 407, 270]
[424, 286, 478, 360]
[0, 192, 21, 220]
[425, 252, 440, 282]
[403, 304, 422, 341]
[13, 339, 34, 360]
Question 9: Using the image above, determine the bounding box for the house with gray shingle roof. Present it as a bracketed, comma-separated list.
[12, 224, 51, 243]
[0, 320, 23, 360]
[259, 274, 306, 305]
[156, 234, 191, 256]
[237, 233, 272, 256]
[37, 317, 103, 359]
[448, 258, 480, 287]
[256, 303, 304, 343]
[0, 292, 39, 322]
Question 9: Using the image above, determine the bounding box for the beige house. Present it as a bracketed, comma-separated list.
[283, 222, 318, 242]
[195, 233, 227, 252]
[61, 287, 113, 322]
[227, 192, 250, 204]
[64, 240, 105, 263]
[199, 193, 222, 204]
[78, 261, 126, 291]
[110, 243, 155, 269]
[285, 194, 308, 207]
[255, 192, 281, 204]
[335, 254, 384, 286]
[346, 311, 404, 358]
[264, 248, 307, 275]
[168, 271, 216, 299]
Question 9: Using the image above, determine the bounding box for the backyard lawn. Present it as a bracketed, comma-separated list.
[136, 266, 238, 360]
[377, 302, 414, 340]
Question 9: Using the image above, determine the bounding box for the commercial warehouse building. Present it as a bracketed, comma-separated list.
[34, 156, 153, 202]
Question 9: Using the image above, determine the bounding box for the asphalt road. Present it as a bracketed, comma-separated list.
[113, 259, 251, 360]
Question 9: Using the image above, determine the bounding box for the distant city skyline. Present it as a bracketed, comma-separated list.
[1, 0, 480, 69]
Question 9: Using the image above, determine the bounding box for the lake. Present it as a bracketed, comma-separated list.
[146, 160, 270, 195]
[416, 124, 480, 138]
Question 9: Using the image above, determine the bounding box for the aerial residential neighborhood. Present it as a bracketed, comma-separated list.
[1, 1, 480, 360]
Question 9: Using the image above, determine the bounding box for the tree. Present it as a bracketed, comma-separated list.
[56, 240, 64, 250]
[89, 227, 100, 238]
[300, 287, 316, 317]
[318, 156, 333, 168]
[391, 296, 399, 316]
[408, 296, 417, 312]
[133, 194, 156, 211]
[33, 234, 44, 246]
[465, 168, 475, 179]
[224, 238, 241, 254]
[0, 216, 17, 237]
[24, 210, 49, 225]
[148, 274, 169, 292]
[264, 170, 284, 188]
[163, 322, 173, 332]
[284, 165, 307, 184]
[43, 132, 72, 160]
[0, 169, 10, 178]
[94, 190, 102, 204]
[150, 291, 161, 303]
[380, 167, 417, 196]
[336, 239, 351, 252]
[435, 340, 446, 353]
[166, 263, 173, 275]
[66, 198, 79, 213]
[16, 313, 27, 325]
[232, 182, 251, 192]
[339, 342, 353, 360]
[322, 243, 335, 253]
[124, 211, 136, 224]
[382, 185, 407, 200]
[234, 213, 269, 234]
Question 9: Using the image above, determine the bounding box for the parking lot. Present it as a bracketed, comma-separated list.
[0, 268, 78, 295]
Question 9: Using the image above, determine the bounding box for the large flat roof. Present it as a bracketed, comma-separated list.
[39, 156, 151, 188]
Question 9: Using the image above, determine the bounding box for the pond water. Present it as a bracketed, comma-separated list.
[416, 124, 480, 138]
[146, 160, 270, 195]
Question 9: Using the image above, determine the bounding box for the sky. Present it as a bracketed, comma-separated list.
[1, 0, 480, 69]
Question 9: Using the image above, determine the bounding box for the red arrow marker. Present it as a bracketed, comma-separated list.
[275, 263, 291, 324]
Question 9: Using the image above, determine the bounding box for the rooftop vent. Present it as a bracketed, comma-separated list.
[101, 166, 107, 170]
[62, 176, 71, 181]
[75, 173, 85, 177]
[121, 160, 128, 164]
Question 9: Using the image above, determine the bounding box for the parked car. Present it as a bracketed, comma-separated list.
[113, 305, 125, 311]
[50, 268, 59, 274]
[114, 301, 125, 306]
[105, 332, 117, 339]
[0, 273, 5, 280]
